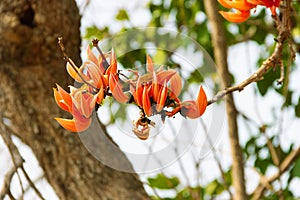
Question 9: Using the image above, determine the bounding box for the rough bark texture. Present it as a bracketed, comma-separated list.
[0, 0, 149, 199]
[203, 0, 247, 200]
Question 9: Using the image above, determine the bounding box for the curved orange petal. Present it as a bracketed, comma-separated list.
[152, 72, 160, 102]
[169, 71, 182, 99]
[101, 75, 109, 88]
[219, 10, 250, 23]
[55, 117, 91, 132]
[180, 86, 207, 119]
[156, 81, 167, 112]
[85, 62, 103, 88]
[196, 86, 207, 116]
[146, 55, 154, 73]
[66, 60, 84, 82]
[142, 86, 152, 116]
[218, 0, 255, 11]
[134, 77, 144, 107]
[79, 93, 97, 118]
[54, 84, 73, 111]
[53, 88, 70, 112]
[156, 69, 177, 85]
[105, 49, 117, 76]
[182, 101, 199, 119]
[96, 88, 105, 104]
[218, 0, 233, 9]
[87, 45, 99, 67]
[109, 75, 129, 103]
[247, 0, 266, 6]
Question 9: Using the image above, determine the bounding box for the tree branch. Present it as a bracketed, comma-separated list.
[207, 0, 292, 106]
[252, 147, 300, 200]
[0, 118, 45, 200]
[0, 120, 24, 200]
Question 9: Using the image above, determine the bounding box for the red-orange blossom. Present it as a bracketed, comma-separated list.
[218, 0, 281, 23]
[54, 43, 207, 139]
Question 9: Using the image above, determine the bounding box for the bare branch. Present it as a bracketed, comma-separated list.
[207, 40, 286, 106]
[0, 117, 45, 200]
[19, 165, 45, 200]
[207, 0, 292, 106]
[199, 119, 233, 199]
[0, 165, 21, 199]
[22, 175, 44, 195]
[277, 61, 285, 85]
[0, 120, 24, 200]
[252, 147, 300, 200]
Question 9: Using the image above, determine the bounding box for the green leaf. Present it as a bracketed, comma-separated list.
[84, 26, 109, 40]
[257, 68, 280, 96]
[205, 180, 225, 195]
[175, 187, 203, 200]
[295, 97, 300, 118]
[115, 9, 129, 21]
[224, 168, 232, 185]
[291, 158, 300, 178]
[113, 103, 127, 122]
[254, 158, 270, 174]
[153, 50, 167, 64]
[147, 174, 180, 190]
[188, 68, 204, 83]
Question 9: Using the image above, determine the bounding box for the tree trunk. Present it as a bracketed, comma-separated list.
[0, 0, 148, 199]
[203, 1, 247, 199]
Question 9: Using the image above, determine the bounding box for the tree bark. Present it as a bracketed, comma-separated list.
[0, 0, 148, 199]
[203, 0, 247, 200]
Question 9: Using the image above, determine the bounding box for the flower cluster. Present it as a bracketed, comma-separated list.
[54, 45, 128, 132]
[129, 55, 207, 139]
[218, 0, 281, 23]
[54, 40, 207, 140]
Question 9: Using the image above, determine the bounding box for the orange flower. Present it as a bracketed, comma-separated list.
[55, 115, 91, 133]
[219, 10, 251, 23]
[54, 45, 129, 132]
[166, 86, 207, 119]
[53, 85, 97, 132]
[130, 56, 178, 116]
[180, 86, 207, 119]
[218, 0, 281, 23]
[66, 47, 128, 104]
[109, 74, 129, 103]
[55, 42, 208, 138]
[53, 84, 72, 113]
[131, 55, 207, 119]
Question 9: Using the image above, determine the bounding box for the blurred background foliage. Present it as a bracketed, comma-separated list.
[81, 0, 300, 199]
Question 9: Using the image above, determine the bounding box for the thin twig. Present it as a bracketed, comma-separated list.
[0, 117, 45, 200]
[58, 37, 99, 91]
[262, 133, 285, 200]
[169, 123, 191, 186]
[22, 174, 44, 195]
[207, 48, 284, 106]
[20, 165, 45, 200]
[0, 165, 20, 199]
[0, 120, 24, 200]
[252, 147, 300, 200]
[92, 38, 109, 69]
[207, 1, 291, 106]
[199, 119, 233, 199]
[277, 61, 285, 84]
